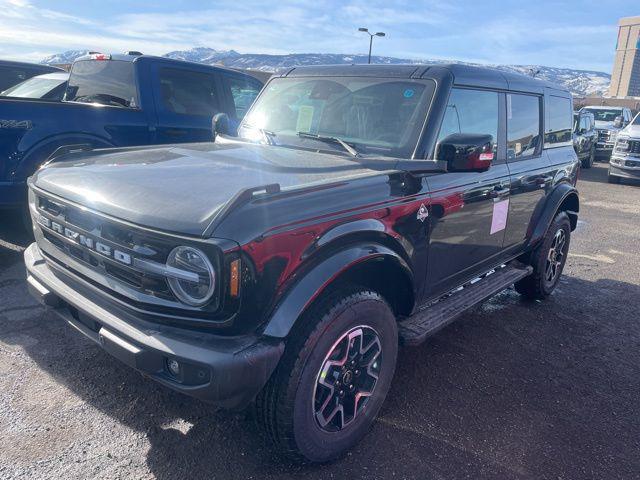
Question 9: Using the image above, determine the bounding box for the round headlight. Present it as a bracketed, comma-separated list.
[166, 246, 215, 306]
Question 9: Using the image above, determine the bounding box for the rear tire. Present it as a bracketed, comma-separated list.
[254, 287, 398, 463]
[515, 211, 571, 300]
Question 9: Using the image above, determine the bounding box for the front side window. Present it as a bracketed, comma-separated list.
[436, 87, 499, 155]
[546, 96, 573, 147]
[159, 68, 220, 116]
[66, 60, 138, 108]
[507, 94, 541, 160]
[226, 75, 262, 119]
[239, 76, 436, 159]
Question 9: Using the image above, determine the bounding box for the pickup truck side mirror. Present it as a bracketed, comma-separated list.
[436, 133, 494, 172]
[613, 116, 623, 128]
[212, 112, 230, 140]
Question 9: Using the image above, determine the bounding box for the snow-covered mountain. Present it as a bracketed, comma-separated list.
[40, 48, 611, 96]
[40, 50, 91, 65]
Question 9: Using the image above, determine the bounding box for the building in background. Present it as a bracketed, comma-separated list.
[609, 16, 640, 98]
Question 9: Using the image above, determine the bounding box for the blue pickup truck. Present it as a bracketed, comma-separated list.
[0, 52, 264, 212]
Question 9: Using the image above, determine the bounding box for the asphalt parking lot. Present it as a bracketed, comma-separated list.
[1, 162, 639, 479]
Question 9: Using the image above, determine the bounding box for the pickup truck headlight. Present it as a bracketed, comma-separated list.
[615, 136, 629, 151]
[166, 246, 216, 306]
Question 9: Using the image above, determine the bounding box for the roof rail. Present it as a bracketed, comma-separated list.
[124, 51, 143, 56]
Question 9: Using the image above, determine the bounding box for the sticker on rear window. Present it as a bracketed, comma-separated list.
[403, 89, 414, 98]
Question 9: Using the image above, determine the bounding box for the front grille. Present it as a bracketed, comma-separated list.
[36, 194, 175, 300]
[31, 189, 230, 327]
[598, 130, 610, 142]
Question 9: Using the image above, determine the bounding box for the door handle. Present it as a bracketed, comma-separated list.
[490, 187, 510, 198]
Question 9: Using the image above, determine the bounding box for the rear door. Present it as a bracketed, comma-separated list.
[151, 64, 225, 144]
[424, 87, 511, 297]
[503, 91, 554, 251]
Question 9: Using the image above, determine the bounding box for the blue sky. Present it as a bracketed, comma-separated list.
[0, 0, 637, 72]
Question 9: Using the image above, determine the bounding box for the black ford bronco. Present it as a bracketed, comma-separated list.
[25, 64, 579, 462]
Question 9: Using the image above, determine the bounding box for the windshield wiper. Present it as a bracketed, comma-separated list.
[297, 132, 359, 157]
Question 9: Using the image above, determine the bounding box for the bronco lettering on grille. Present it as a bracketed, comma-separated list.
[37, 214, 132, 266]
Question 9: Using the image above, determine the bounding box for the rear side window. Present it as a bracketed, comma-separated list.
[0, 66, 31, 91]
[545, 96, 572, 147]
[507, 94, 541, 160]
[66, 60, 138, 108]
[436, 88, 499, 151]
[159, 68, 220, 116]
[225, 75, 262, 119]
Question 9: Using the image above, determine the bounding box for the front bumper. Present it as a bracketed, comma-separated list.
[24, 243, 284, 409]
[609, 162, 640, 180]
[595, 143, 614, 158]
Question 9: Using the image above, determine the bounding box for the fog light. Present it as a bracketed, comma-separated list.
[167, 359, 180, 377]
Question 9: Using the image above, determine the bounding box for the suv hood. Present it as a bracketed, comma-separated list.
[31, 142, 385, 236]
[620, 124, 640, 138]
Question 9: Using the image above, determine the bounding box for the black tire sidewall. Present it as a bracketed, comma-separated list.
[535, 213, 571, 296]
[291, 293, 398, 462]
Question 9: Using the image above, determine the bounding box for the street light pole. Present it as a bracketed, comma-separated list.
[358, 27, 386, 64]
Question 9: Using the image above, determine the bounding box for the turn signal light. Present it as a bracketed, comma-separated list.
[230, 259, 240, 297]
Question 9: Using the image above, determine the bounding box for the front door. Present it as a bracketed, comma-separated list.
[424, 87, 510, 298]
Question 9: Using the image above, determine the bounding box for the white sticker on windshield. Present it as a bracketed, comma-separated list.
[296, 106, 314, 133]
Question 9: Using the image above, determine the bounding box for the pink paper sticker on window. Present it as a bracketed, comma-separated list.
[490, 198, 509, 234]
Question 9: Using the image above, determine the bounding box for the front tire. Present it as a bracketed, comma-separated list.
[255, 287, 398, 463]
[515, 211, 571, 300]
[581, 147, 595, 169]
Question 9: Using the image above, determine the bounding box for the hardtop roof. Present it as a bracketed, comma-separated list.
[281, 63, 568, 95]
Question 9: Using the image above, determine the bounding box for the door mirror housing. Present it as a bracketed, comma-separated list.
[437, 133, 494, 172]
[212, 112, 230, 140]
[613, 116, 623, 128]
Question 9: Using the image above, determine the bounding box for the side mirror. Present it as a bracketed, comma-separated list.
[212, 112, 230, 140]
[613, 116, 623, 128]
[437, 133, 494, 172]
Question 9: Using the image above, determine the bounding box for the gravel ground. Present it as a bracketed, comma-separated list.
[1, 163, 639, 479]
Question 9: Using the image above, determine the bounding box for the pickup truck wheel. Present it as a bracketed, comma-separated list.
[254, 287, 398, 463]
[515, 211, 571, 300]
[581, 148, 594, 169]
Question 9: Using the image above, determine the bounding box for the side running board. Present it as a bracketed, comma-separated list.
[398, 262, 533, 347]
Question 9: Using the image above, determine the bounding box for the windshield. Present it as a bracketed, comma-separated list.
[1, 74, 66, 99]
[583, 108, 622, 122]
[239, 76, 436, 158]
[65, 60, 138, 108]
[633, 112, 640, 126]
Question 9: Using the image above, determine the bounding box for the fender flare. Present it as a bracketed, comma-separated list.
[528, 182, 579, 248]
[15, 133, 114, 179]
[262, 242, 413, 338]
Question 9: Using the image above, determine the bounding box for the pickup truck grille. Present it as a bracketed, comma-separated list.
[597, 130, 611, 142]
